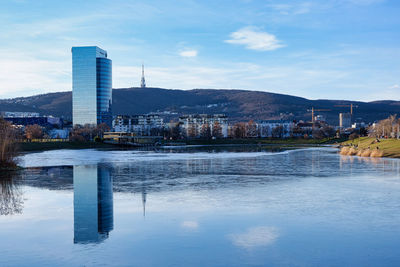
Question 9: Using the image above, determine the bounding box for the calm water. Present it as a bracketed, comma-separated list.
[1, 146, 400, 266]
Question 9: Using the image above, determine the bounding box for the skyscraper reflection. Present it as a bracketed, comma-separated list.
[73, 164, 113, 244]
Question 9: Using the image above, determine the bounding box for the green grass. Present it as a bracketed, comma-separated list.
[342, 137, 400, 158]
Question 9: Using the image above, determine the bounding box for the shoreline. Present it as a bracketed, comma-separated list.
[340, 137, 400, 159]
[18, 138, 341, 153]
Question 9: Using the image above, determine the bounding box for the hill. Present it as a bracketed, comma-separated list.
[0, 87, 399, 124]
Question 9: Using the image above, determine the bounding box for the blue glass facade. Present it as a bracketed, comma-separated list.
[72, 46, 112, 127]
[73, 164, 113, 244]
[96, 57, 112, 126]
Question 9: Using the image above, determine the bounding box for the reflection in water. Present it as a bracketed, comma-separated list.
[0, 173, 23, 216]
[3, 148, 400, 266]
[142, 186, 147, 217]
[73, 165, 113, 244]
[228, 226, 279, 249]
[339, 154, 400, 178]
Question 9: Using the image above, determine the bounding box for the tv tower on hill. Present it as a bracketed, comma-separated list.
[140, 64, 146, 88]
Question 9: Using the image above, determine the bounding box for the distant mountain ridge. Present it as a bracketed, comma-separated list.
[1, 87, 399, 124]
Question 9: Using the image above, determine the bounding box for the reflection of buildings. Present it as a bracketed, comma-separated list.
[73, 165, 113, 244]
[142, 187, 147, 217]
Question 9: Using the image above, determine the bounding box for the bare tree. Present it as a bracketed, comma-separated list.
[200, 123, 211, 139]
[25, 124, 43, 140]
[312, 128, 325, 139]
[187, 124, 197, 138]
[171, 123, 181, 140]
[272, 125, 284, 138]
[233, 123, 246, 138]
[212, 121, 223, 138]
[369, 115, 400, 138]
[70, 124, 107, 141]
[95, 123, 110, 138]
[246, 120, 258, 138]
[0, 118, 18, 168]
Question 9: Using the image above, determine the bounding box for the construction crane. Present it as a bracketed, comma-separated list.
[307, 107, 331, 123]
[334, 103, 358, 115]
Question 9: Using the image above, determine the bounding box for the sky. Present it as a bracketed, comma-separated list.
[0, 0, 399, 101]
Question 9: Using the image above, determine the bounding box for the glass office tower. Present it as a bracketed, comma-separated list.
[72, 46, 112, 127]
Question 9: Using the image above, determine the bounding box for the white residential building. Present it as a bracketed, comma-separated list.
[179, 114, 228, 138]
[113, 114, 164, 135]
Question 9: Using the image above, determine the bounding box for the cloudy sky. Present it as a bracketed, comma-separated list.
[0, 0, 399, 101]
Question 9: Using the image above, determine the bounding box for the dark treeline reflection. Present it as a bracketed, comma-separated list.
[0, 172, 23, 216]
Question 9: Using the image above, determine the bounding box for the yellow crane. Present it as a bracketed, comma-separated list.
[307, 107, 331, 123]
[334, 103, 358, 115]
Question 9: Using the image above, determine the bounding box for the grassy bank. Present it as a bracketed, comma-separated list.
[341, 137, 400, 158]
[19, 141, 117, 152]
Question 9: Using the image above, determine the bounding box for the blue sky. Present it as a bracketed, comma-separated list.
[0, 0, 399, 101]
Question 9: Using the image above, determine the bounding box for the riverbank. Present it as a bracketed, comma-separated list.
[340, 137, 400, 158]
[18, 138, 342, 152]
[18, 141, 117, 152]
[184, 137, 342, 146]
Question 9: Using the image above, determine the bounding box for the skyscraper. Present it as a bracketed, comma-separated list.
[339, 113, 352, 129]
[72, 46, 112, 127]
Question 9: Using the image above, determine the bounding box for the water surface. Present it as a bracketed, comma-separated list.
[1, 146, 400, 266]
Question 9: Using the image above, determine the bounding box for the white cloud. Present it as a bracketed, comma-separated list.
[181, 220, 199, 229]
[228, 226, 279, 249]
[268, 2, 312, 15]
[346, 0, 384, 5]
[389, 84, 399, 89]
[225, 27, 285, 51]
[179, 49, 198, 58]
[0, 51, 70, 98]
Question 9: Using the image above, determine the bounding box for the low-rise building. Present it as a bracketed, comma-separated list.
[256, 120, 295, 138]
[352, 122, 366, 129]
[48, 129, 70, 139]
[1, 111, 40, 118]
[3, 115, 63, 128]
[113, 114, 164, 135]
[314, 115, 326, 123]
[179, 114, 228, 138]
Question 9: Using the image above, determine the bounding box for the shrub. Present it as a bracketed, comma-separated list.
[0, 118, 18, 169]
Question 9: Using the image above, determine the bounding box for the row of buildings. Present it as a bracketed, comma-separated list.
[112, 114, 301, 138]
[1, 108, 365, 140]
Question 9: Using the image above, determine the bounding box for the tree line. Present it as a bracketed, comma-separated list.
[368, 115, 400, 139]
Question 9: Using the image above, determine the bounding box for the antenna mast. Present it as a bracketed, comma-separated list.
[140, 64, 146, 88]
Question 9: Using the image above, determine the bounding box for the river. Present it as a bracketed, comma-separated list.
[1, 146, 400, 266]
